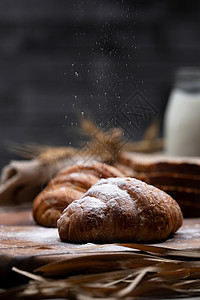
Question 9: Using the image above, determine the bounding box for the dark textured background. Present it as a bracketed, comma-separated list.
[0, 0, 200, 170]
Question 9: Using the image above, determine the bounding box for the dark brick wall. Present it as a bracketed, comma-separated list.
[0, 0, 200, 170]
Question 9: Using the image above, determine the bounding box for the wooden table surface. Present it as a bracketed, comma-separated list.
[0, 205, 200, 291]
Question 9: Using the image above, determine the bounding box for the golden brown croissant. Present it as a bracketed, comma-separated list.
[57, 177, 183, 243]
[32, 162, 124, 227]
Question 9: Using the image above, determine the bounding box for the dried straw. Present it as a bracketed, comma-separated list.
[1, 243, 200, 299]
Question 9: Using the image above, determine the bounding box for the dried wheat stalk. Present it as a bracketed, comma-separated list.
[9, 119, 163, 166]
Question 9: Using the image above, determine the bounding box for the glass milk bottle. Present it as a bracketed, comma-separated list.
[164, 67, 200, 156]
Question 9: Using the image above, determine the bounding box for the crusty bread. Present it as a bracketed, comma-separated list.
[117, 152, 200, 218]
[136, 172, 200, 189]
[32, 162, 124, 227]
[57, 177, 183, 243]
[118, 152, 200, 175]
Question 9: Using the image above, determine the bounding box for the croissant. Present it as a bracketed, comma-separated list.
[32, 162, 124, 227]
[57, 177, 183, 243]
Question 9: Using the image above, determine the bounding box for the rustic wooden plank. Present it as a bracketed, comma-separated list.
[0, 207, 200, 287]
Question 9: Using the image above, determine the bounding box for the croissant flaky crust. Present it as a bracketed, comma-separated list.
[57, 177, 183, 243]
[32, 162, 124, 227]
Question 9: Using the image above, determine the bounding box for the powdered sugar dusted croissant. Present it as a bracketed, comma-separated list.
[32, 162, 124, 227]
[57, 177, 183, 243]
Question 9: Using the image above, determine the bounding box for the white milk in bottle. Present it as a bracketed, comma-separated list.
[164, 67, 200, 156]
